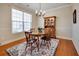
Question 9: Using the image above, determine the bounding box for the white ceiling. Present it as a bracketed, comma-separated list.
[14, 3, 71, 12]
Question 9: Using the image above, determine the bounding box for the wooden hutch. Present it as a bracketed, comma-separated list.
[44, 16, 56, 38]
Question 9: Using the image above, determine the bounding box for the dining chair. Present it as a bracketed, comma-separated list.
[41, 28, 51, 49]
[24, 32, 38, 55]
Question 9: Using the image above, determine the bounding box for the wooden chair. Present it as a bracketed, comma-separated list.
[41, 28, 51, 49]
[24, 32, 38, 55]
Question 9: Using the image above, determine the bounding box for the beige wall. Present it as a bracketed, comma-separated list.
[44, 5, 72, 39]
[72, 3, 79, 55]
[0, 4, 37, 45]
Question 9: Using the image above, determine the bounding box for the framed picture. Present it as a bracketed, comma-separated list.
[73, 9, 77, 24]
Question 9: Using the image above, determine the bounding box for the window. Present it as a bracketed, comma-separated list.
[12, 8, 32, 33]
[24, 13, 32, 31]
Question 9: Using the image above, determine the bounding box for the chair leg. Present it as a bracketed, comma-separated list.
[36, 41, 38, 48]
[36, 40, 39, 51]
[44, 40, 45, 44]
[46, 41, 49, 49]
[46, 41, 51, 49]
[25, 45, 27, 55]
[29, 43, 32, 55]
[40, 40, 43, 46]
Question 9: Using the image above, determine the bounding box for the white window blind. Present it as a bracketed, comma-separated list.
[24, 13, 32, 31]
[12, 8, 32, 33]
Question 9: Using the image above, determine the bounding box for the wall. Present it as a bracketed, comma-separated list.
[72, 3, 79, 55]
[44, 5, 72, 39]
[0, 4, 37, 45]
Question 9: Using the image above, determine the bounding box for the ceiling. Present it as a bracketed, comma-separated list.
[14, 3, 71, 12]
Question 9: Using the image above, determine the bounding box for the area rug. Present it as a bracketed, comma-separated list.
[6, 39, 59, 56]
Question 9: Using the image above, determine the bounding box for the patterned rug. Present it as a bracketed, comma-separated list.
[6, 39, 59, 56]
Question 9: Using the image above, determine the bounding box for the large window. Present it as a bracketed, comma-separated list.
[12, 8, 32, 33]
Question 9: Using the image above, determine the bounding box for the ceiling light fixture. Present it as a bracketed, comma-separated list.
[35, 3, 46, 16]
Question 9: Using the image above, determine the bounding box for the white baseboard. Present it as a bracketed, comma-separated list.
[0, 36, 25, 46]
[56, 36, 72, 40]
[72, 40, 79, 55]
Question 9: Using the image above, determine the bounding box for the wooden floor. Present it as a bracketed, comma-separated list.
[55, 39, 78, 56]
[0, 38, 78, 56]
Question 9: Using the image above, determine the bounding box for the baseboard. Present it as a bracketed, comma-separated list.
[56, 36, 72, 40]
[0, 36, 25, 46]
[72, 40, 79, 55]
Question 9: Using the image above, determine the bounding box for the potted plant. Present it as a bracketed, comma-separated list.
[38, 28, 43, 33]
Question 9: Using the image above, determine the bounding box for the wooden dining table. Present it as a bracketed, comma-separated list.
[30, 32, 45, 38]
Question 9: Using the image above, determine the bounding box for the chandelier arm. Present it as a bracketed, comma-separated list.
[35, 3, 46, 16]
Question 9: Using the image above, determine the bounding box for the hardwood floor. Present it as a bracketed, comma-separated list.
[55, 39, 78, 56]
[0, 38, 26, 56]
[0, 38, 78, 56]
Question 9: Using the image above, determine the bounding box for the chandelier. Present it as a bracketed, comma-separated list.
[35, 3, 46, 16]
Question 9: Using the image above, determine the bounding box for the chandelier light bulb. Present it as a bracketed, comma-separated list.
[38, 12, 41, 16]
[35, 10, 38, 14]
[43, 11, 46, 14]
[40, 10, 42, 13]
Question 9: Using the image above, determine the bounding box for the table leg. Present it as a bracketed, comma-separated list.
[37, 36, 39, 51]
